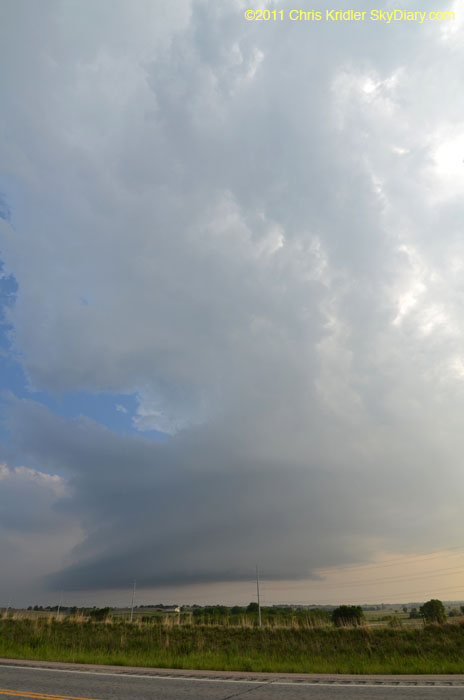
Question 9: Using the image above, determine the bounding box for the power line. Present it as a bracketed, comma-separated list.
[344, 582, 464, 602]
[315, 545, 464, 576]
[267, 565, 464, 592]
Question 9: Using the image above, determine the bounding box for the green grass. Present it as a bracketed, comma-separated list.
[1, 618, 464, 674]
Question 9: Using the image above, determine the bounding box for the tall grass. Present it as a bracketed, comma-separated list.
[1, 617, 464, 673]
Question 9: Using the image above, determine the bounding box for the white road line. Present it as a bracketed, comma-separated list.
[0, 667, 261, 684]
[272, 681, 463, 692]
[0, 664, 462, 689]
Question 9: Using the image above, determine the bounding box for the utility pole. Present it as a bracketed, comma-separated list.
[130, 580, 136, 622]
[256, 565, 262, 628]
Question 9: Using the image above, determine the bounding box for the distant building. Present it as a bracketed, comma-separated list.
[155, 605, 180, 613]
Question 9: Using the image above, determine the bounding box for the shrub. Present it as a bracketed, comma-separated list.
[89, 607, 111, 621]
[387, 616, 403, 629]
[331, 606, 365, 627]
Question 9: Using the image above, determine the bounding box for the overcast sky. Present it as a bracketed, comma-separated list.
[1, 0, 464, 608]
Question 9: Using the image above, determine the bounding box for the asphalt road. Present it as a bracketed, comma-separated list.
[1, 661, 464, 700]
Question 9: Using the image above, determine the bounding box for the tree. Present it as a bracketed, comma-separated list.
[231, 606, 245, 615]
[331, 605, 365, 627]
[419, 599, 446, 624]
[246, 602, 259, 613]
[89, 607, 112, 621]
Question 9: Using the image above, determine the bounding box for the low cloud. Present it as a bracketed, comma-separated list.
[1, 394, 463, 593]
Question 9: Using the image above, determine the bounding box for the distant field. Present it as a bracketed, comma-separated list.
[1, 616, 464, 674]
[1, 606, 437, 630]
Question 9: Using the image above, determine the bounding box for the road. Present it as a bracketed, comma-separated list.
[1, 660, 464, 700]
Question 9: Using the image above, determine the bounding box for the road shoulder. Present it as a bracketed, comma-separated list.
[1, 658, 464, 686]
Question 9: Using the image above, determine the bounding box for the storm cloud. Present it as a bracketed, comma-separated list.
[1, 0, 464, 602]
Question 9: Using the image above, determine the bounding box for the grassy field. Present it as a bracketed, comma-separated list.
[1, 616, 464, 674]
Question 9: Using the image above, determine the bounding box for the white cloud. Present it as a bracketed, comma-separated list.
[430, 126, 464, 200]
[1, 0, 464, 600]
[0, 462, 66, 496]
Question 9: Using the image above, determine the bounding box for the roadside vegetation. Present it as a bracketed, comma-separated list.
[1, 603, 464, 674]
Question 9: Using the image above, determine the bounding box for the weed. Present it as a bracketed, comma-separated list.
[0, 617, 464, 673]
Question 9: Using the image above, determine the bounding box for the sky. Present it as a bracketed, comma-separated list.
[1, 0, 464, 609]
